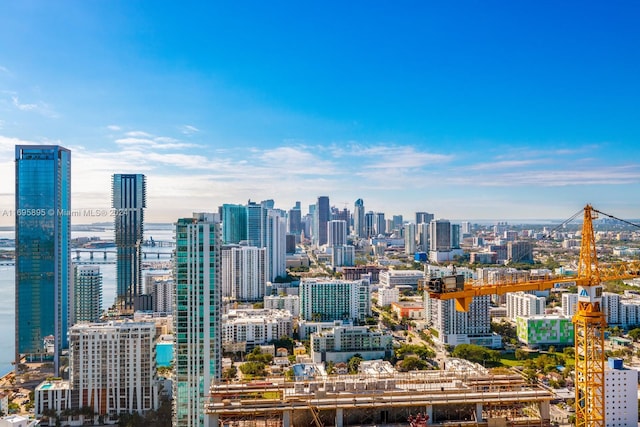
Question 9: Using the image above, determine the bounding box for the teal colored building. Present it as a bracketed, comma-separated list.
[516, 315, 574, 348]
[15, 145, 71, 374]
[174, 213, 222, 427]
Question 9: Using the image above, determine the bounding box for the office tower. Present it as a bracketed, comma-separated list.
[265, 210, 286, 281]
[246, 201, 263, 247]
[285, 234, 297, 254]
[15, 145, 71, 373]
[353, 199, 365, 238]
[73, 266, 103, 324]
[299, 278, 371, 323]
[313, 196, 330, 246]
[507, 241, 534, 263]
[221, 204, 247, 244]
[392, 215, 403, 231]
[417, 222, 429, 251]
[404, 223, 416, 255]
[429, 219, 452, 252]
[451, 224, 461, 249]
[68, 322, 158, 415]
[506, 292, 546, 320]
[287, 204, 302, 236]
[416, 212, 434, 225]
[221, 245, 267, 301]
[174, 213, 222, 427]
[461, 221, 471, 235]
[374, 212, 386, 236]
[112, 174, 146, 313]
[364, 211, 375, 238]
[328, 220, 347, 247]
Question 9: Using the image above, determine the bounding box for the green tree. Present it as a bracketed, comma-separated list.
[514, 349, 528, 361]
[397, 356, 430, 372]
[628, 328, 640, 342]
[347, 354, 363, 374]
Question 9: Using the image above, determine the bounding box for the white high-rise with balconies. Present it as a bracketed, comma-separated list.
[404, 223, 416, 255]
[221, 245, 267, 301]
[69, 321, 158, 415]
[506, 292, 546, 320]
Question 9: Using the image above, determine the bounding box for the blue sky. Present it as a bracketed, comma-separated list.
[1, 1, 639, 224]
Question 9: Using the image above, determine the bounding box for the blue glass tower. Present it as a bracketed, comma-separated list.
[15, 145, 71, 373]
[112, 174, 146, 313]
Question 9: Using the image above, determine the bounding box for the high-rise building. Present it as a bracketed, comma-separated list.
[174, 213, 222, 427]
[15, 145, 71, 373]
[417, 223, 429, 251]
[287, 204, 302, 236]
[220, 204, 247, 244]
[246, 201, 263, 247]
[416, 212, 434, 225]
[265, 210, 286, 281]
[314, 196, 330, 246]
[328, 220, 347, 247]
[112, 173, 146, 312]
[364, 211, 375, 238]
[429, 219, 452, 252]
[605, 358, 638, 427]
[506, 292, 546, 320]
[73, 266, 103, 324]
[374, 212, 386, 236]
[353, 199, 365, 238]
[507, 241, 534, 263]
[299, 278, 371, 323]
[392, 215, 403, 231]
[404, 223, 416, 255]
[221, 245, 267, 301]
[451, 224, 461, 249]
[68, 321, 158, 415]
[145, 273, 173, 314]
[425, 292, 499, 347]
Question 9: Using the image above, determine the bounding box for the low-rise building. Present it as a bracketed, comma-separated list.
[516, 315, 574, 348]
[390, 301, 424, 320]
[379, 270, 424, 289]
[222, 309, 292, 349]
[310, 325, 393, 364]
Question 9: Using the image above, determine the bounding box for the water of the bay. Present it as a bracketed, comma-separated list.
[0, 224, 174, 376]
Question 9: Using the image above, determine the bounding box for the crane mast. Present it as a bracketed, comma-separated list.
[424, 204, 640, 427]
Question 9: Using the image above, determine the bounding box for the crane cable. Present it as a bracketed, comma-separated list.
[545, 206, 640, 238]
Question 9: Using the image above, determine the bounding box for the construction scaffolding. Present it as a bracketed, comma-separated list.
[205, 370, 553, 427]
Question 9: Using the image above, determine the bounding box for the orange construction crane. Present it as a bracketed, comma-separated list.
[425, 204, 640, 427]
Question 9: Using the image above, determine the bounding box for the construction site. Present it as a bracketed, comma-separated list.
[205, 362, 554, 427]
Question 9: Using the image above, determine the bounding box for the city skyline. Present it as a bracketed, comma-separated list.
[1, 2, 640, 224]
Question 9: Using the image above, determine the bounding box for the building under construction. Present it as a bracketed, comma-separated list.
[205, 364, 553, 427]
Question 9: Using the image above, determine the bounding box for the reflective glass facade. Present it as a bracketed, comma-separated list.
[15, 145, 71, 372]
[173, 213, 221, 427]
[112, 174, 146, 312]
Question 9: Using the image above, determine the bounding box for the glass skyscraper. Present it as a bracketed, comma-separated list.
[112, 174, 146, 312]
[15, 145, 71, 373]
[174, 213, 221, 427]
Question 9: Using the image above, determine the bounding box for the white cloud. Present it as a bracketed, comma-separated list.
[11, 95, 58, 118]
[106, 125, 121, 131]
[125, 131, 152, 138]
[180, 125, 199, 135]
